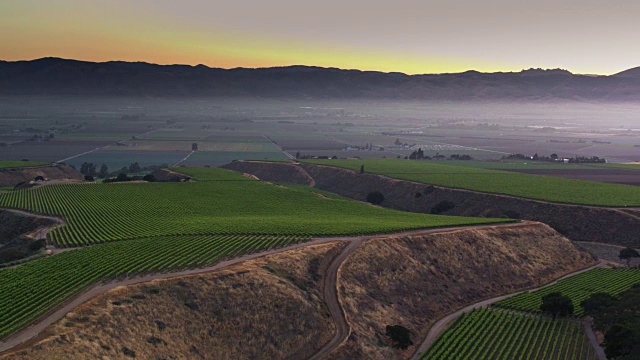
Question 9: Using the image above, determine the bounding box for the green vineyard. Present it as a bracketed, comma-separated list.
[493, 268, 640, 316]
[0, 234, 304, 339]
[0, 170, 504, 247]
[304, 159, 640, 206]
[420, 308, 597, 360]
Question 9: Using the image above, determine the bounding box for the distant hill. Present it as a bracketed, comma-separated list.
[613, 66, 640, 78]
[1, 57, 639, 101]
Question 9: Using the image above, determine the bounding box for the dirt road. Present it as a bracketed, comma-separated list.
[409, 259, 610, 360]
[0, 221, 527, 357]
[309, 238, 362, 360]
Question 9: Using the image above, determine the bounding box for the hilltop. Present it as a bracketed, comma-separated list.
[1, 58, 640, 101]
[613, 66, 640, 78]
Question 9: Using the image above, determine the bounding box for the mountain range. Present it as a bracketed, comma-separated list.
[1, 57, 639, 101]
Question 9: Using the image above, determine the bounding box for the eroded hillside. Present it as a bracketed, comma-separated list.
[0, 165, 82, 187]
[329, 223, 596, 359]
[2, 243, 344, 360]
[1, 223, 595, 360]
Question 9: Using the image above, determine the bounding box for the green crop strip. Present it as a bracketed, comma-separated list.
[303, 159, 640, 206]
[421, 308, 597, 360]
[493, 268, 640, 317]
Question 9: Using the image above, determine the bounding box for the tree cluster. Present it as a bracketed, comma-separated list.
[582, 285, 640, 359]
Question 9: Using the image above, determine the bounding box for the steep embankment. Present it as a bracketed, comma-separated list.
[330, 223, 596, 359]
[0, 165, 82, 187]
[2, 223, 595, 360]
[2, 243, 344, 360]
[222, 161, 640, 247]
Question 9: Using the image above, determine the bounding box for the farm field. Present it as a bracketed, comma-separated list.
[420, 161, 640, 185]
[0, 168, 506, 247]
[65, 150, 191, 171]
[420, 308, 596, 360]
[507, 168, 640, 187]
[434, 160, 598, 170]
[182, 150, 287, 166]
[303, 159, 640, 206]
[0, 160, 50, 169]
[0, 234, 303, 339]
[493, 268, 640, 317]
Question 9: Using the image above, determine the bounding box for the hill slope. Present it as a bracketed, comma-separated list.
[613, 66, 640, 78]
[0, 223, 595, 359]
[1, 58, 640, 101]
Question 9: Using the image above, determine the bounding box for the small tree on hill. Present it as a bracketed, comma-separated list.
[540, 292, 574, 319]
[366, 191, 384, 205]
[385, 325, 413, 349]
[98, 163, 109, 178]
[128, 162, 141, 174]
[192, 143, 198, 151]
[619, 247, 640, 267]
[360, 164, 365, 174]
[116, 173, 130, 182]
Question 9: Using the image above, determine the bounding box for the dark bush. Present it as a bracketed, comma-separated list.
[0, 247, 28, 263]
[142, 174, 156, 182]
[366, 191, 385, 205]
[146, 336, 167, 346]
[28, 239, 46, 251]
[503, 210, 521, 219]
[414, 192, 422, 198]
[184, 301, 199, 310]
[540, 292, 574, 318]
[122, 347, 136, 358]
[84, 175, 95, 181]
[431, 201, 455, 214]
[386, 325, 413, 349]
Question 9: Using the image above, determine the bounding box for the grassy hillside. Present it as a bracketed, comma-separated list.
[303, 159, 640, 206]
[0, 161, 50, 169]
[1, 243, 341, 359]
[0, 234, 302, 339]
[0, 168, 504, 247]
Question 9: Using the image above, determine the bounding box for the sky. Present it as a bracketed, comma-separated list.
[0, 0, 638, 75]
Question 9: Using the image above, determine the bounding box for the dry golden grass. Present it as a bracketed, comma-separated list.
[329, 223, 596, 360]
[3, 243, 342, 360]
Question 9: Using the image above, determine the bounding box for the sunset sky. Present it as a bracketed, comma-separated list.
[0, 0, 638, 75]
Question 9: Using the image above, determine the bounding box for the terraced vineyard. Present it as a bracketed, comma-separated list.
[0, 234, 304, 339]
[0, 167, 510, 340]
[0, 169, 505, 247]
[493, 268, 640, 316]
[303, 159, 640, 206]
[421, 308, 596, 360]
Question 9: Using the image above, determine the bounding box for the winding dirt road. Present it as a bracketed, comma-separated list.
[0, 221, 527, 357]
[309, 238, 362, 360]
[409, 259, 611, 360]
